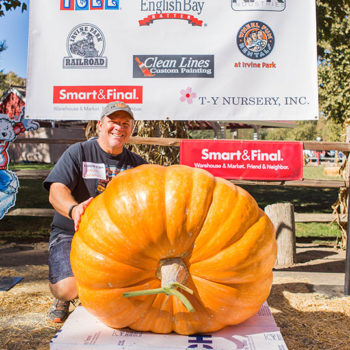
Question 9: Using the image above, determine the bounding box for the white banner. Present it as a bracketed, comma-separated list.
[26, 0, 318, 121]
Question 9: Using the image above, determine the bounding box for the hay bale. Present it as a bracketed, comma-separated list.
[323, 166, 341, 177]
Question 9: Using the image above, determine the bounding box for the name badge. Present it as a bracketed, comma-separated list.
[82, 162, 106, 180]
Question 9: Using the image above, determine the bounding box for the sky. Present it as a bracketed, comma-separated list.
[0, 3, 29, 78]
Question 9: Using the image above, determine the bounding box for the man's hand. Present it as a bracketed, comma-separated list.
[71, 197, 94, 231]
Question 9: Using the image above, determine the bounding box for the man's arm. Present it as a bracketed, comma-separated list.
[49, 182, 93, 231]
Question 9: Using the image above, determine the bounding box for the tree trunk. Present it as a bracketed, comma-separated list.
[265, 203, 296, 268]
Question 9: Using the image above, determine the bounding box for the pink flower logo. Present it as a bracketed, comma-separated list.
[180, 87, 196, 104]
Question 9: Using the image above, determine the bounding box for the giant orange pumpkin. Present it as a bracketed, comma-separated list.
[71, 164, 277, 335]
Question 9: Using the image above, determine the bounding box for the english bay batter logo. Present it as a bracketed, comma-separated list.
[139, 0, 204, 26]
[63, 23, 107, 69]
[231, 0, 286, 11]
[236, 21, 274, 59]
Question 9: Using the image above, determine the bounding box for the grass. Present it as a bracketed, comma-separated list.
[303, 164, 343, 180]
[295, 222, 343, 246]
[0, 163, 344, 244]
[1, 163, 53, 243]
[0, 217, 52, 243]
[14, 179, 50, 208]
[8, 162, 54, 170]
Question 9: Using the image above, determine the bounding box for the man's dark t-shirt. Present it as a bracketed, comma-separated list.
[43, 138, 147, 242]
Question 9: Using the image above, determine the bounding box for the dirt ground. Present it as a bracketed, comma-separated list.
[1, 241, 350, 350]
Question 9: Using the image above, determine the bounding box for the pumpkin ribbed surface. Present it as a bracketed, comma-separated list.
[71, 164, 277, 335]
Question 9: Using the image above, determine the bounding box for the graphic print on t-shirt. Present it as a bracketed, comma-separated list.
[96, 164, 124, 194]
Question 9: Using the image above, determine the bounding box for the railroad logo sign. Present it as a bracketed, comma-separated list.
[63, 23, 107, 69]
[236, 21, 275, 59]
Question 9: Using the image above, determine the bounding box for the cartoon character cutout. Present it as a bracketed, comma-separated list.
[0, 108, 39, 219]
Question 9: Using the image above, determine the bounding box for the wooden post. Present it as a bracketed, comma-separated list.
[265, 203, 296, 268]
[345, 124, 350, 295]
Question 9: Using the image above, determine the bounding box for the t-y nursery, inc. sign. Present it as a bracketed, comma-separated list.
[180, 140, 303, 180]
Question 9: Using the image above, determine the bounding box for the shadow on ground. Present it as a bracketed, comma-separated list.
[274, 243, 345, 273]
[0, 242, 49, 267]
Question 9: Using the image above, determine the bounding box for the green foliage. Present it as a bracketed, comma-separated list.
[0, 70, 25, 96]
[0, 0, 27, 16]
[262, 117, 344, 142]
[189, 129, 215, 139]
[316, 116, 345, 142]
[316, 0, 350, 124]
[263, 121, 317, 141]
[5, 70, 25, 84]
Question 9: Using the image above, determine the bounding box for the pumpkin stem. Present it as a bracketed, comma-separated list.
[123, 258, 194, 312]
[123, 283, 194, 312]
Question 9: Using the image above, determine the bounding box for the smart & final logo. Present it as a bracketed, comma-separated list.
[63, 24, 107, 69]
[236, 21, 274, 59]
[53, 86, 143, 103]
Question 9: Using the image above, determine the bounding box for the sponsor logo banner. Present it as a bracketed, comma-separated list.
[53, 86, 143, 104]
[133, 55, 214, 78]
[26, 0, 318, 120]
[180, 140, 303, 180]
[63, 23, 107, 69]
[231, 0, 286, 12]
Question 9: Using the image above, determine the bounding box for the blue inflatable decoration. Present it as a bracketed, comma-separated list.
[0, 108, 39, 219]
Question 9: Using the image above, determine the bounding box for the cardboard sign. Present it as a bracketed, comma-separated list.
[50, 303, 288, 349]
[180, 140, 303, 180]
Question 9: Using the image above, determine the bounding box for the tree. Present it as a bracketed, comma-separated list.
[262, 122, 317, 141]
[316, 0, 350, 125]
[262, 118, 344, 142]
[0, 40, 6, 53]
[0, 0, 27, 88]
[0, 0, 27, 17]
[0, 71, 25, 96]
